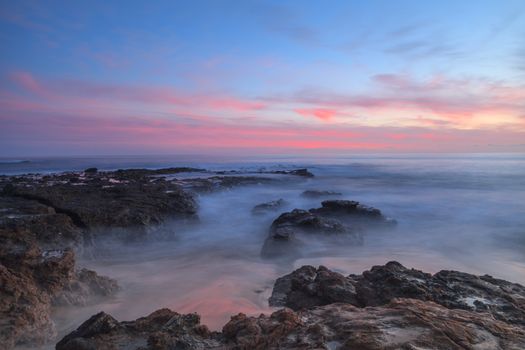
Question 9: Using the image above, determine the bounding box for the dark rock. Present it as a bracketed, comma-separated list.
[261, 209, 360, 258]
[301, 190, 342, 198]
[269, 265, 358, 309]
[56, 299, 525, 349]
[311, 200, 397, 225]
[2, 171, 198, 238]
[83, 168, 98, 174]
[270, 261, 525, 326]
[261, 199, 395, 258]
[178, 175, 278, 193]
[271, 168, 314, 177]
[56, 309, 222, 350]
[252, 199, 287, 215]
[270, 209, 351, 238]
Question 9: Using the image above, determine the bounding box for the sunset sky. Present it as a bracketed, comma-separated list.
[1, 0, 524, 156]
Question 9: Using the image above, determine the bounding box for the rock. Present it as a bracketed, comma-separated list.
[269, 209, 351, 238]
[261, 198, 395, 258]
[269, 261, 525, 326]
[56, 261, 525, 349]
[0, 263, 55, 349]
[271, 168, 314, 177]
[269, 265, 358, 310]
[0, 195, 84, 249]
[113, 167, 206, 179]
[2, 171, 198, 239]
[177, 175, 279, 193]
[56, 309, 222, 350]
[83, 168, 98, 174]
[252, 199, 287, 215]
[261, 209, 360, 258]
[0, 222, 118, 348]
[223, 299, 525, 350]
[57, 300, 525, 349]
[311, 200, 397, 225]
[301, 190, 342, 198]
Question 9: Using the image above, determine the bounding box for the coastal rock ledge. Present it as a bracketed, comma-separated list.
[56, 262, 525, 350]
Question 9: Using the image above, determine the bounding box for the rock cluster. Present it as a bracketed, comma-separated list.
[270, 261, 525, 326]
[57, 262, 525, 349]
[0, 167, 318, 348]
[2, 169, 198, 239]
[0, 167, 207, 348]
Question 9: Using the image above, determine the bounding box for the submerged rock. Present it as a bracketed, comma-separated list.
[270, 261, 525, 326]
[311, 200, 397, 225]
[261, 200, 394, 258]
[83, 167, 98, 174]
[251, 199, 287, 215]
[301, 190, 342, 198]
[270, 168, 314, 177]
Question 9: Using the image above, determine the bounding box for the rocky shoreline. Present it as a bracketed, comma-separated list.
[56, 263, 525, 350]
[1, 167, 524, 349]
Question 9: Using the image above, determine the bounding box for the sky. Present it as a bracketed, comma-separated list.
[1, 0, 524, 156]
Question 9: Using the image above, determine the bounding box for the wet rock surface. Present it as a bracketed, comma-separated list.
[261, 200, 394, 258]
[175, 175, 279, 193]
[270, 261, 525, 326]
[57, 262, 525, 350]
[251, 199, 287, 215]
[222, 299, 525, 350]
[2, 170, 199, 236]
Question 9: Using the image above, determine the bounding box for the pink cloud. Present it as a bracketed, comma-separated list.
[8, 71, 49, 96]
[7, 72, 266, 113]
[280, 74, 525, 126]
[295, 108, 337, 121]
[2, 71, 525, 155]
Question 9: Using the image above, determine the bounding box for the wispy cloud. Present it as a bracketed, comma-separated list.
[250, 3, 319, 45]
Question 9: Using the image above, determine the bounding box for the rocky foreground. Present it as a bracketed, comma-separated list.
[56, 262, 525, 350]
[0, 167, 312, 348]
[1, 167, 524, 349]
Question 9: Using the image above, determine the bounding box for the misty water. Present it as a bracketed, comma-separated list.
[3, 154, 525, 345]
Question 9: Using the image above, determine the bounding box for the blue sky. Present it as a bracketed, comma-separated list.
[1, 0, 524, 156]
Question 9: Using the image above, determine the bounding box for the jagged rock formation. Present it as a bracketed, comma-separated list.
[270, 261, 525, 326]
[57, 262, 525, 350]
